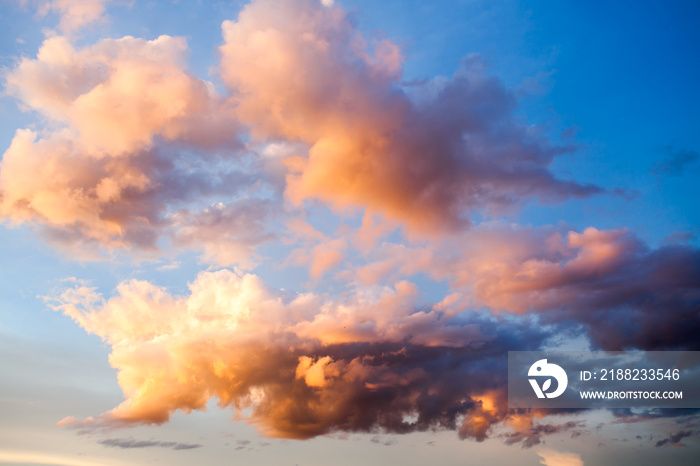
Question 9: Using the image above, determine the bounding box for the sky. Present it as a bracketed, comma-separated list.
[0, 0, 699, 465]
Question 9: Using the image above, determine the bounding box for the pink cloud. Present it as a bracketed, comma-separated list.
[2, 0, 606, 264]
[37, 0, 111, 33]
[47, 269, 529, 439]
[338, 222, 700, 350]
[218, 0, 601, 234]
[0, 34, 267, 263]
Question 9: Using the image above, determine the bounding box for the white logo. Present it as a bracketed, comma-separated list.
[528, 359, 568, 399]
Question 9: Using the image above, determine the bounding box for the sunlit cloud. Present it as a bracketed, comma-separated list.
[47, 269, 550, 440]
[0, 34, 265, 262]
[1, 0, 606, 263]
[219, 0, 601, 234]
[536, 448, 584, 466]
[337, 222, 700, 350]
[2, 0, 698, 457]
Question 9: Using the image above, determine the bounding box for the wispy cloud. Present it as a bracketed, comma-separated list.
[655, 430, 695, 447]
[98, 437, 202, 450]
[36, 0, 112, 33]
[651, 147, 699, 177]
[504, 421, 586, 449]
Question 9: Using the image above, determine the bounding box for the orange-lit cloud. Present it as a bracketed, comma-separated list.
[48, 267, 608, 442]
[450, 225, 700, 350]
[219, 0, 601, 234]
[2, 0, 604, 263]
[335, 221, 700, 350]
[6, 35, 237, 156]
[4, 0, 700, 448]
[48, 269, 547, 440]
[0, 34, 264, 261]
[283, 219, 348, 279]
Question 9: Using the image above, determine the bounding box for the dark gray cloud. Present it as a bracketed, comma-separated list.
[98, 437, 202, 450]
[503, 420, 586, 449]
[655, 430, 694, 447]
[550, 242, 700, 351]
[651, 147, 699, 177]
[444, 225, 700, 351]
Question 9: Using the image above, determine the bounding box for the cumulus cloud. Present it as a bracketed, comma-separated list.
[48, 269, 552, 440]
[2, 0, 605, 263]
[5, 35, 239, 154]
[0, 34, 273, 264]
[5, 0, 699, 449]
[218, 0, 601, 234]
[343, 222, 700, 350]
[452, 225, 700, 350]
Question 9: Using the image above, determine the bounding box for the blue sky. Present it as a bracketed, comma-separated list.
[0, 1, 699, 465]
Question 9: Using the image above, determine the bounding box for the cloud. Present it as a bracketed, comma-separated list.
[48, 269, 552, 440]
[283, 220, 349, 279]
[504, 421, 586, 449]
[345, 222, 700, 350]
[157, 261, 181, 271]
[610, 408, 700, 426]
[650, 147, 699, 177]
[2, 0, 605, 264]
[36, 0, 112, 33]
[536, 448, 584, 466]
[370, 435, 396, 446]
[0, 34, 276, 264]
[655, 430, 695, 447]
[453, 225, 700, 350]
[5, 0, 699, 450]
[42, 223, 699, 442]
[98, 437, 202, 450]
[219, 0, 602, 234]
[5, 35, 239, 154]
[170, 199, 277, 268]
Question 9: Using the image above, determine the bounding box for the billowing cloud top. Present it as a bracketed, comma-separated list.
[220, 0, 600, 232]
[2, 0, 600, 259]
